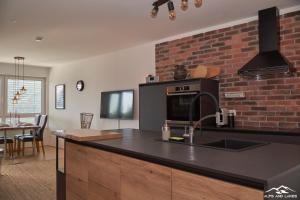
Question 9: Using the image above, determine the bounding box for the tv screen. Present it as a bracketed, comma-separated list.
[100, 90, 134, 119]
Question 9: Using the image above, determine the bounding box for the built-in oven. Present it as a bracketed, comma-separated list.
[166, 84, 200, 125]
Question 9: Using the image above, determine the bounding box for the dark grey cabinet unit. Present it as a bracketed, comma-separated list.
[139, 78, 219, 132]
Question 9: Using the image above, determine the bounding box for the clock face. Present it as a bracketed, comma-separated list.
[76, 80, 84, 91]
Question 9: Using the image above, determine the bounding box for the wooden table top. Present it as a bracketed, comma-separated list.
[53, 129, 122, 142]
[0, 125, 40, 131]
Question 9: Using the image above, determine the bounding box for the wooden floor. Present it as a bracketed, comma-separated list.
[0, 146, 62, 200]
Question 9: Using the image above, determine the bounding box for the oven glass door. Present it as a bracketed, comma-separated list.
[167, 93, 200, 122]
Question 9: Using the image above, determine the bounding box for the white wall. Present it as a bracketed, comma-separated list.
[47, 43, 155, 145]
[0, 62, 49, 78]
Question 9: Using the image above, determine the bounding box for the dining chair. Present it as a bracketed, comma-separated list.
[17, 115, 48, 156]
[14, 114, 41, 153]
[0, 136, 14, 157]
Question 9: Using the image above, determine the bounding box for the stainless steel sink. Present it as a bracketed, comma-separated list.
[202, 139, 267, 151]
[158, 138, 268, 151]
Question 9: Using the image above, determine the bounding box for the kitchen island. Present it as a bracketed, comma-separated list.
[55, 129, 300, 200]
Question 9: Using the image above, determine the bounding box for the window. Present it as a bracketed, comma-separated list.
[0, 76, 45, 124]
[7, 79, 42, 114]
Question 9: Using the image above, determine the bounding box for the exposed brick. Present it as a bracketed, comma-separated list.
[284, 11, 300, 18]
[241, 47, 256, 52]
[233, 23, 247, 30]
[251, 107, 267, 111]
[286, 95, 300, 100]
[212, 42, 225, 47]
[269, 106, 286, 112]
[249, 116, 266, 121]
[219, 55, 232, 60]
[242, 101, 257, 105]
[278, 112, 295, 116]
[285, 33, 300, 40]
[260, 122, 279, 128]
[286, 117, 300, 122]
[225, 30, 239, 36]
[260, 86, 275, 90]
[241, 26, 256, 32]
[267, 117, 286, 122]
[155, 10, 300, 129]
[279, 122, 298, 129]
[267, 79, 285, 85]
[226, 78, 240, 82]
[244, 121, 259, 127]
[281, 29, 293, 35]
[267, 96, 285, 100]
[270, 90, 291, 95]
[234, 82, 248, 86]
[242, 112, 258, 116]
[193, 33, 204, 39]
[218, 36, 232, 42]
[181, 45, 191, 49]
[205, 30, 217, 36]
[277, 85, 294, 89]
[219, 27, 232, 33]
[211, 33, 224, 39]
[259, 112, 276, 116]
[219, 46, 232, 51]
[248, 31, 258, 36]
[248, 41, 258, 46]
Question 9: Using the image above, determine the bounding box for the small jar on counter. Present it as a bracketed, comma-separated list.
[162, 122, 171, 141]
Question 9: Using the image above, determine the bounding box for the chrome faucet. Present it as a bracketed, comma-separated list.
[187, 92, 220, 145]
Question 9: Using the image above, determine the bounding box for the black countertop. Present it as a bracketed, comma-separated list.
[203, 126, 300, 136]
[72, 129, 300, 191]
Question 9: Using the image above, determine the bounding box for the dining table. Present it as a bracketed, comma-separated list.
[0, 125, 40, 158]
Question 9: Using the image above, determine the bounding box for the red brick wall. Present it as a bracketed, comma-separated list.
[155, 11, 300, 129]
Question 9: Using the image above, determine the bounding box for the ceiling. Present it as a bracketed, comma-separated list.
[0, 0, 299, 67]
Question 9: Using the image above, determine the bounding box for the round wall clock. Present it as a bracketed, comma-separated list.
[76, 80, 84, 91]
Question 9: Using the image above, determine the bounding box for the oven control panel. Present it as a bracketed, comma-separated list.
[167, 84, 201, 94]
[175, 85, 190, 92]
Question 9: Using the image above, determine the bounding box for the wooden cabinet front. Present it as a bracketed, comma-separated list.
[87, 147, 121, 200]
[120, 156, 172, 200]
[172, 169, 264, 200]
[66, 142, 122, 200]
[65, 142, 263, 200]
[66, 142, 88, 200]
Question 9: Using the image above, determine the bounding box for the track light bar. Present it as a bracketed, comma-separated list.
[151, 0, 204, 21]
[152, 0, 169, 7]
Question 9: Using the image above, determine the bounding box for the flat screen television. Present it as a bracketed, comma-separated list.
[100, 90, 134, 119]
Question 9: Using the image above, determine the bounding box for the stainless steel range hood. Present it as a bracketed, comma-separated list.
[238, 7, 295, 77]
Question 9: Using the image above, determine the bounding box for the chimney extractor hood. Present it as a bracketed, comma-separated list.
[238, 7, 295, 77]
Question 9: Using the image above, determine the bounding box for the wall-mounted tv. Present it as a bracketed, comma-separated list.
[100, 90, 134, 119]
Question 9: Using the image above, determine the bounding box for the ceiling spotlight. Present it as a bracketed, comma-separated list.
[194, 0, 203, 8]
[151, 6, 159, 18]
[181, 0, 188, 11]
[35, 36, 44, 42]
[10, 18, 17, 23]
[168, 1, 176, 21]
